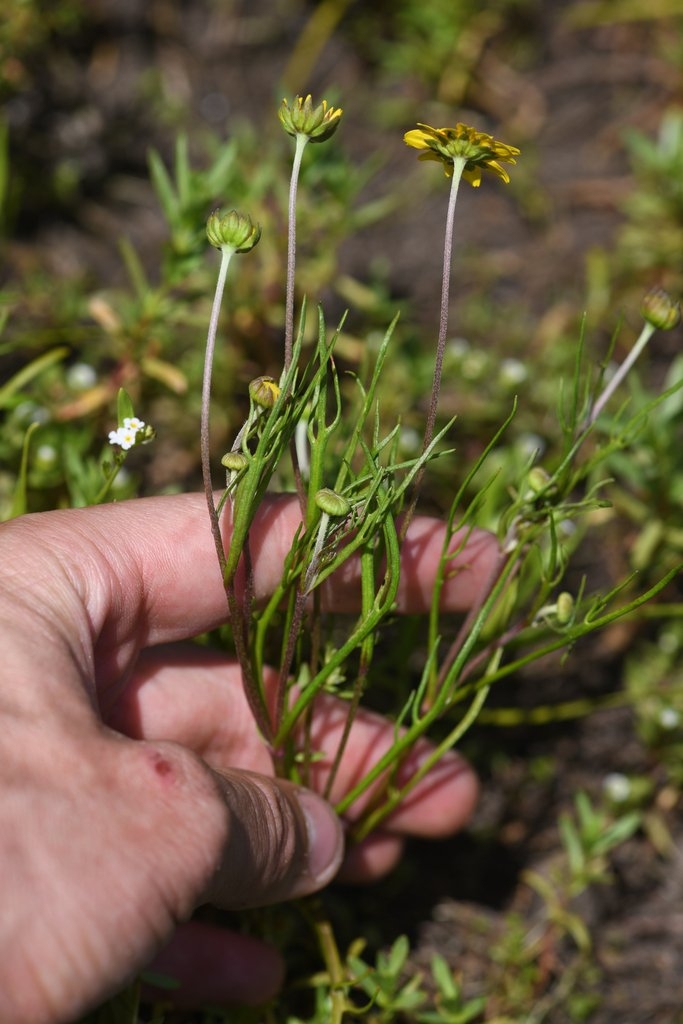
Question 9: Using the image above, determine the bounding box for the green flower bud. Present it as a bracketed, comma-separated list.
[221, 451, 248, 472]
[249, 376, 280, 409]
[527, 466, 551, 495]
[314, 488, 351, 517]
[206, 209, 261, 253]
[640, 287, 680, 331]
[278, 95, 343, 143]
[556, 592, 574, 625]
[138, 423, 156, 445]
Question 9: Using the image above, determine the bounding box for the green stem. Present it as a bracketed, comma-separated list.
[284, 133, 309, 376]
[478, 689, 629, 726]
[585, 321, 656, 428]
[274, 516, 400, 748]
[401, 157, 465, 535]
[305, 899, 348, 1024]
[199, 245, 274, 743]
[322, 545, 376, 801]
[201, 246, 234, 575]
[334, 542, 522, 819]
[92, 451, 124, 506]
[352, 681, 490, 843]
[425, 158, 465, 455]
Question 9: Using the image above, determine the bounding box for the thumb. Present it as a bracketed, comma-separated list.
[204, 767, 344, 909]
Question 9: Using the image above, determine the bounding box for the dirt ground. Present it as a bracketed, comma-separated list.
[5, 1, 683, 1021]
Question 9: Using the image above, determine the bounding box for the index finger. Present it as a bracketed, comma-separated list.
[10, 492, 498, 647]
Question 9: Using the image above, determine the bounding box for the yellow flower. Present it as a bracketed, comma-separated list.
[278, 95, 343, 143]
[404, 122, 519, 186]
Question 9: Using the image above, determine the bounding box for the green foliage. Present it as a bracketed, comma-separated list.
[344, 0, 529, 111]
[620, 107, 683, 282]
[558, 791, 641, 895]
[0, 0, 83, 97]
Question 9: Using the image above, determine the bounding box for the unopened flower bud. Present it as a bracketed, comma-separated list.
[640, 287, 680, 331]
[278, 95, 343, 143]
[137, 423, 156, 445]
[206, 209, 261, 253]
[221, 451, 248, 472]
[249, 375, 280, 409]
[314, 488, 351, 517]
[556, 591, 574, 625]
[527, 466, 551, 495]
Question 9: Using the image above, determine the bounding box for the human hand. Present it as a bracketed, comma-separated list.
[0, 493, 497, 1023]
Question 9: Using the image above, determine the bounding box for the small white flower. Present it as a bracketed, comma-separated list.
[658, 630, 679, 655]
[66, 363, 97, 390]
[123, 416, 145, 431]
[499, 358, 528, 386]
[658, 707, 680, 730]
[35, 444, 58, 467]
[108, 426, 138, 450]
[461, 351, 489, 380]
[15, 401, 50, 425]
[516, 433, 546, 459]
[446, 337, 470, 360]
[603, 772, 632, 803]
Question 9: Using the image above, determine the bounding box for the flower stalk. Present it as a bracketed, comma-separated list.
[586, 320, 656, 429]
[424, 157, 466, 465]
[284, 132, 309, 375]
[201, 209, 261, 572]
[201, 245, 233, 574]
[401, 122, 519, 531]
[585, 288, 680, 429]
[279, 96, 343, 375]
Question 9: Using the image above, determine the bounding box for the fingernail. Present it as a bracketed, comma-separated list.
[296, 790, 344, 890]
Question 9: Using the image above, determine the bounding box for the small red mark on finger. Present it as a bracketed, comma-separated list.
[154, 757, 173, 777]
[146, 749, 177, 785]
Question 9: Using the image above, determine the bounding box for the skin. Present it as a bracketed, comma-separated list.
[0, 492, 498, 1024]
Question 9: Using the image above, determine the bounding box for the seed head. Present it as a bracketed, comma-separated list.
[314, 488, 351, 517]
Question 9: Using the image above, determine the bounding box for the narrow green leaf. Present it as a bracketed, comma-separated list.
[0, 347, 69, 409]
[8, 422, 39, 519]
[116, 387, 135, 424]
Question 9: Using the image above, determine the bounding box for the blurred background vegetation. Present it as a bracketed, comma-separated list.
[2, 0, 682, 512]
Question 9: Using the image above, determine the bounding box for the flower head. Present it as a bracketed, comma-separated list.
[278, 95, 343, 144]
[404, 122, 519, 186]
[108, 416, 155, 450]
[249, 376, 280, 409]
[640, 286, 681, 331]
[206, 209, 261, 253]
